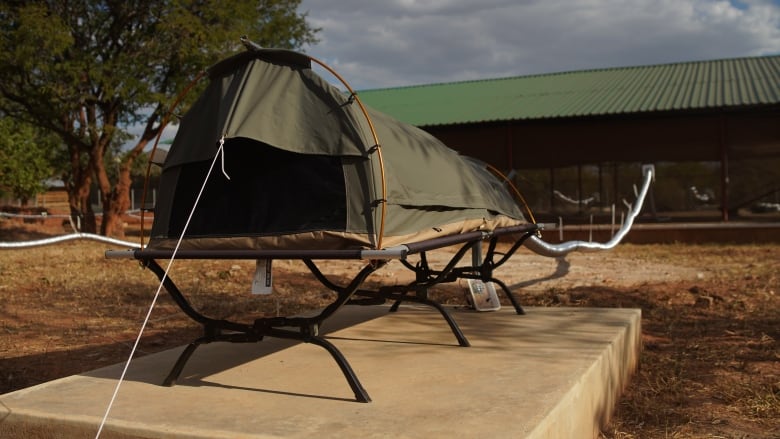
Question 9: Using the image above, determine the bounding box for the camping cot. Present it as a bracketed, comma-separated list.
[106, 42, 653, 402]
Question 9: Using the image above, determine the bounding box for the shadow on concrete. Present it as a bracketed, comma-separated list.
[0, 328, 199, 395]
[79, 306, 391, 390]
[508, 256, 571, 290]
[188, 379, 356, 402]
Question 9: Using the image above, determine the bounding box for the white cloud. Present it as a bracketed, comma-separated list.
[299, 0, 780, 89]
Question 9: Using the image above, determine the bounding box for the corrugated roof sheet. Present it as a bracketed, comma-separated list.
[357, 55, 780, 126]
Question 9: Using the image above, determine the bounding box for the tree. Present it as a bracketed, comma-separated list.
[0, 0, 318, 236]
[0, 117, 59, 205]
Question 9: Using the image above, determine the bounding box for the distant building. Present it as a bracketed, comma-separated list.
[359, 55, 780, 221]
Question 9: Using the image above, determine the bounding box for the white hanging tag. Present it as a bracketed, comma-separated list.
[252, 259, 273, 294]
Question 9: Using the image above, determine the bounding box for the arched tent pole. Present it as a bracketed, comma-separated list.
[139, 70, 208, 249]
[306, 55, 388, 250]
[485, 164, 538, 226]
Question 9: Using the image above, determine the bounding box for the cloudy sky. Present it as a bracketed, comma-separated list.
[298, 0, 780, 90]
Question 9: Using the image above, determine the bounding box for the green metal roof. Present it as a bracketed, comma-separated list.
[357, 55, 780, 126]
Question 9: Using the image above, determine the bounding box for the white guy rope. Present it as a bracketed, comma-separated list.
[95, 137, 228, 438]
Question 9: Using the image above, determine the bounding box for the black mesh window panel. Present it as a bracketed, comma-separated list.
[167, 138, 347, 238]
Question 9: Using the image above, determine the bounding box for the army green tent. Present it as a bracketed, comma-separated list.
[148, 47, 528, 251]
[106, 45, 654, 403]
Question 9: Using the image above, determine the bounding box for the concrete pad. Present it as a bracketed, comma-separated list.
[0, 306, 640, 439]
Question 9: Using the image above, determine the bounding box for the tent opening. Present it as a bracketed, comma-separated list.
[161, 138, 347, 239]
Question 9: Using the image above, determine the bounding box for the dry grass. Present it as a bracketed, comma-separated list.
[0, 218, 778, 438]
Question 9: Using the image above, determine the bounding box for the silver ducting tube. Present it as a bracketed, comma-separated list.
[0, 233, 140, 249]
[525, 164, 654, 258]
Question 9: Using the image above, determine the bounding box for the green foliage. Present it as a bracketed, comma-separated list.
[0, 117, 59, 203]
[0, 0, 319, 143]
[0, 0, 319, 230]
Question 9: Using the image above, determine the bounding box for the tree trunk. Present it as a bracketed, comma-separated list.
[67, 174, 96, 233]
[82, 195, 97, 233]
[98, 118, 155, 238]
[62, 137, 98, 232]
[99, 164, 133, 238]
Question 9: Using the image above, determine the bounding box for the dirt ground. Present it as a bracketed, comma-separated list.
[0, 217, 778, 438]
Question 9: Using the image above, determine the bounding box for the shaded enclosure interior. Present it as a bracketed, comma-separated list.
[154, 139, 350, 239]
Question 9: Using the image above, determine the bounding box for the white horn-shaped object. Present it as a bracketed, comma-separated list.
[525, 164, 655, 257]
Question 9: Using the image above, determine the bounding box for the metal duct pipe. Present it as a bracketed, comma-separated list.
[0, 233, 140, 249]
[525, 164, 654, 258]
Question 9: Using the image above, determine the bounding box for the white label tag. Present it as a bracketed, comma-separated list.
[466, 279, 501, 311]
[251, 259, 273, 294]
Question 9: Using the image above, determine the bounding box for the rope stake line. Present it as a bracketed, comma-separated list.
[219, 136, 231, 180]
[95, 140, 229, 439]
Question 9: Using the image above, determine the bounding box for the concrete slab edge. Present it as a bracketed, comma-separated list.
[526, 309, 642, 439]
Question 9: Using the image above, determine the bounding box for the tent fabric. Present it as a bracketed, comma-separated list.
[149, 48, 527, 251]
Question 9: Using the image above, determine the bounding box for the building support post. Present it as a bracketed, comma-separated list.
[577, 164, 583, 214]
[549, 167, 556, 212]
[720, 115, 730, 222]
[505, 123, 513, 171]
[612, 163, 619, 211]
[598, 163, 604, 210]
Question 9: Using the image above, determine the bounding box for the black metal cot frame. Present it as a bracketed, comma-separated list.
[106, 223, 539, 403]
